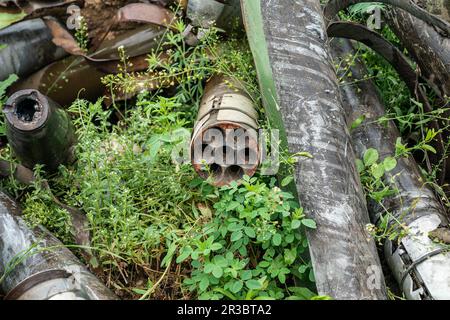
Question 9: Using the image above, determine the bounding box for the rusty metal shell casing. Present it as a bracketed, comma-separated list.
[191, 75, 259, 186]
[0, 192, 117, 300]
[3, 89, 76, 172]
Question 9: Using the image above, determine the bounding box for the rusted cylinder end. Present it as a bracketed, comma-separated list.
[0, 193, 117, 300]
[3, 89, 76, 172]
[191, 76, 260, 186]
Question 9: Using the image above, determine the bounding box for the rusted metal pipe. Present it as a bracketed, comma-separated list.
[323, 0, 450, 35]
[9, 55, 107, 107]
[0, 18, 67, 81]
[3, 89, 76, 172]
[332, 38, 450, 300]
[0, 192, 117, 300]
[191, 75, 259, 186]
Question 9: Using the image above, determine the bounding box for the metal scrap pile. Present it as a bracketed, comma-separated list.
[0, 0, 450, 300]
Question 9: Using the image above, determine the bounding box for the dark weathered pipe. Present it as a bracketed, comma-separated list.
[0, 18, 67, 81]
[323, 0, 450, 35]
[3, 89, 76, 171]
[241, 0, 387, 299]
[327, 21, 447, 184]
[386, 7, 450, 98]
[191, 75, 259, 186]
[9, 55, 107, 107]
[0, 192, 117, 300]
[332, 38, 450, 300]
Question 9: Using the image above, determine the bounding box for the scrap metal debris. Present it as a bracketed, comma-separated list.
[1, 0, 450, 302]
[0, 18, 67, 81]
[191, 75, 259, 186]
[0, 192, 117, 300]
[3, 89, 76, 171]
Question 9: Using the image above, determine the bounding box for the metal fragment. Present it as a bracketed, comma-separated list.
[191, 75, 259, 186]
[3, 89, 76, 171]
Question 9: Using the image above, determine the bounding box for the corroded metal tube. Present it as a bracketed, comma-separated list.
[191, 75, 259, 186]
[333, 38, 450, 300]
[3, 89, 76, 171]
[0, 192, 117, 300]
[0, 18, 67, 81]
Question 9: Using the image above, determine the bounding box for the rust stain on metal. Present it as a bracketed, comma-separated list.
[44, 17, 86, 56]
[116, 3, 176, 28]
[191, 75, 260, 186]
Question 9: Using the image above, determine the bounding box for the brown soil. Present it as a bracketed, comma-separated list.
[81, 0, 135, 42]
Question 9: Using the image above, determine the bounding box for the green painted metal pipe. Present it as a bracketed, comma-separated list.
[3, 89, 76, 172]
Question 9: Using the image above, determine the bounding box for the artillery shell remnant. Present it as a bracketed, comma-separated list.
[3, 89, 76, 171]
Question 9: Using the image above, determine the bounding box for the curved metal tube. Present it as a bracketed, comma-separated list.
[327, 22, 433, 109]
[323, 0, 450, 35]
[0, 18, 67, 81]
[332, 38, 450, 300]
[327, 21, 446, 184]
[385, 7, 450, 98]
[0, 192, 117, 300]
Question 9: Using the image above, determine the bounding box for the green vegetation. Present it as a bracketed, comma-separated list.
[0, 11, 26, 30]
[74, 16, 89, 52]
[181, 177, 315, 300]
[0, 74, 18, 135]
[0, 22, 316, 300]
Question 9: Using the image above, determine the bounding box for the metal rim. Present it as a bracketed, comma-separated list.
[4, 89, 50, 132]
[5, 269, 71, 300]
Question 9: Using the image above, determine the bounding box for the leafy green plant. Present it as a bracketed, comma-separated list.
[0, 19, 316, 300]
[356, 148, 398, 203]
[356, 148, 412, 243]
[179, 176, 316, 300]
[0, 74, 18, 135]
[348, 2, 386, 18]
[0, 11, 26, 30]
[74, 16, 89, 52]
[0, 74, 18, 100]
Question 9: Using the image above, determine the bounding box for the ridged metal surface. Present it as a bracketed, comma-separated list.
[0, 192, 117, 300]
[191, 75, 259, 186]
